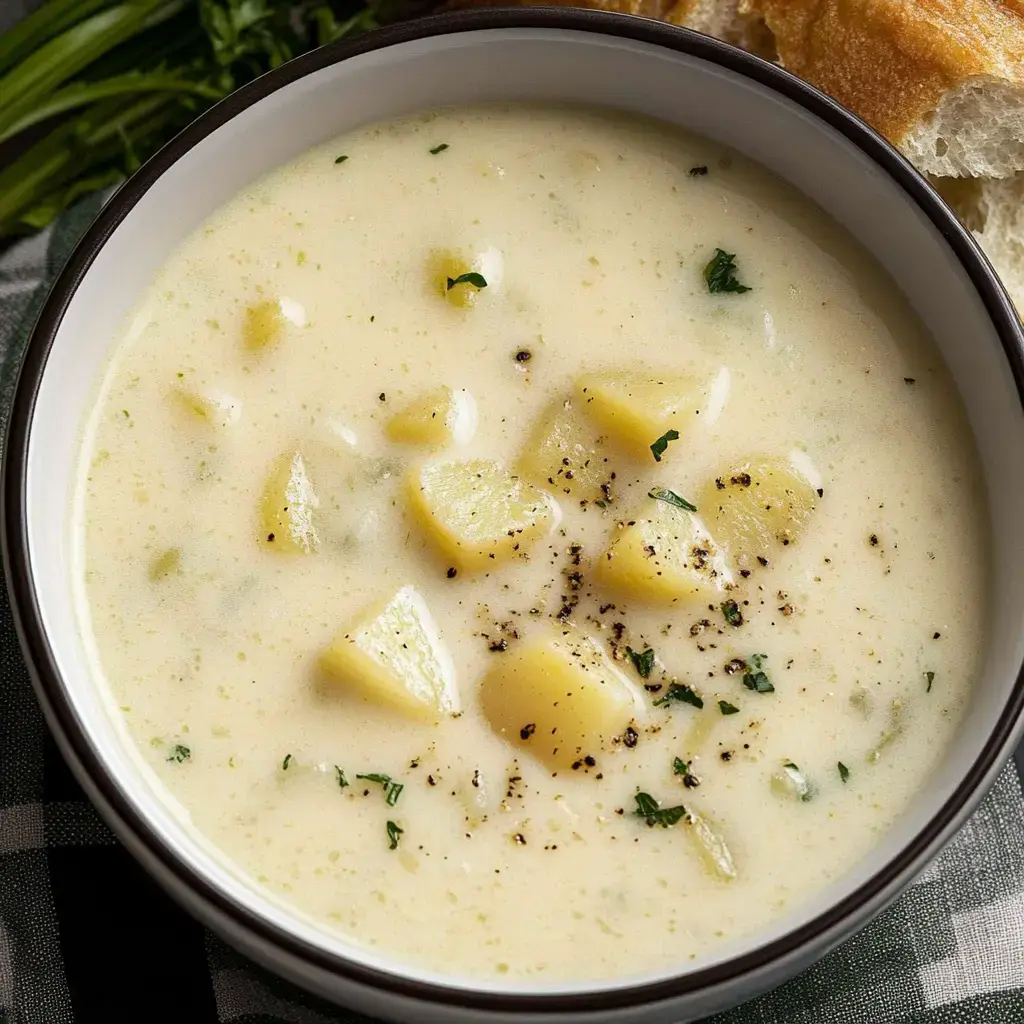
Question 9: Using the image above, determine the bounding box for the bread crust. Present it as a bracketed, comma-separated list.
[743, 0, 1024, 144]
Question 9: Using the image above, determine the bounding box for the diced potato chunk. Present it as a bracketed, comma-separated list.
[321, 585, 458, 720]
[243, 299, 285, 350]
[428, 249, 487, 309]
[407, 460, 554, 573]
[700, 456, 818, 568]
[577, 371, 701, 460]
[515, 399, 614, 500]
[596, 498, 732, 605]
[259, 452, 319, 553]
[386, 386, 477, 447]
[171, 385, 242, 428]
[478, 625, 642, 769]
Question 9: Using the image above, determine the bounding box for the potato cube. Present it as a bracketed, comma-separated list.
[407, 459, 554, 574]
[478, 625, 642, 769]
[596, 497, 733, 605]
[428, 249, 488, 309]
[386, 386, 477, 447]
[171, 384, 242, 428]
[243, 299, 285, 350]
[685, 809, 737, 881]
[577, 371, 701, 460]
[515, 399, 614, 500]
[700, 456, 818, 568]
[259, 452, 319, 553]
[321, 585, 458, 720]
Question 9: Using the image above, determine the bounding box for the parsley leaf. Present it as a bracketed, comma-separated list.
[704, 248, 751, 294]
[357, 773, 404, 806]
[626, 646, 656, 679]
[634, 791, 687, 827]
[721, 599, 743, 627]
[167, 744, 191, 763]
[386, 820, 404, 850]
[743, 653, 774, 693]
[281, 753, 292, 770]
[446, 272, 487, 290]
[648, 487, 697, 511]
[650, 429, 680, 462]
[718, 700, 740, 715]
[673, 757, 691, 776]
[654, 682, 704, 710]
[335, 765, 349, 789]
[429, 143, 449, 154]
[334, 155, 348, 164]
[838, 761, 850, 783]
[925, 671, 935, 693]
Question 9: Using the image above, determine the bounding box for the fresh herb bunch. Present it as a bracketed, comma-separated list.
[0, 0, 417, 239]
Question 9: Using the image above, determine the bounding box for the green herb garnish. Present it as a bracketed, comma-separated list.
[649, 429, 680, 462]
[742, 653, 774, 693]
[429, 143, 449, 154]
[703, 248, 751, 294]
[357, 773, 403, 806]
[167, 744, 190, 763]
[673, 757, 690, 776]
[386, 820, 404, 850]
[838, 761, 850, 783]
[925, 671, 935, 693]
[718, 700, 740, 715]
[626, 646, 655, 679]
[335, 766, 349, 789]
[721, 599, 743, 627]
[335, 155, 349, 164]
[648, 487, 697, 511]
[446, 272, 487, 291]
[634, 791, 687, 828]
[281, 753, 292, 770]
[654, 682, 704, 710]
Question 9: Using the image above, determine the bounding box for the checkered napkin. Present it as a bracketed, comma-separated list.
[2, 201, 1024, 1024]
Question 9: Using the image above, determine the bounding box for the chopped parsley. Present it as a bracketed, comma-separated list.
[634, 791, 687, 828]
[357, 773, 404, 806]
[648, 487, 697, 511]
[838, 761, 851, 783]
[653, 682, 704, 710]
[718, 700, 740, 715]
[386, 820, 404, 850]
[334, 765, 349, 789]
[429, 143, 449, 154]
[446, 272, 487, 291]
[650, 429, 680, 462]
[672, 757, 701, 787]
[703, 248, 751, 294]
[167, 744, 191, 763]
[743, 653, 774, 693]
[626, 646, 656, 679]
[334, 154, 348, 164]
[281, 754, 292, 770]
[925, 671, 935, 693]
[721, 599, 743, 627]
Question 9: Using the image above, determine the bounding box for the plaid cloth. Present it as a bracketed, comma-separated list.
[2, 202, 1024, 1024]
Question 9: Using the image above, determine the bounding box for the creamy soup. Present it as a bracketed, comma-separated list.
[76, 105, 985, 983]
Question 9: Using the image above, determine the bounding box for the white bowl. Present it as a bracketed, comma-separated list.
[4, 10, 1024, 1023]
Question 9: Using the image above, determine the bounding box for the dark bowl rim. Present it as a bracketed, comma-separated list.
[4, 6, 1024, 1016]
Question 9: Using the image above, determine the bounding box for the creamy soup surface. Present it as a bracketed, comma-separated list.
[77, 105, 986, 983]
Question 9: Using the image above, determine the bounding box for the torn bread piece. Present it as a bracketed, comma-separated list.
[744, 0, 1024, 179]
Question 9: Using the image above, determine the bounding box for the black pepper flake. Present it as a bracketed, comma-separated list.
[446, 567, 457, 578]
[623, 726, 639, 748]
[757, 556, 769, 567]
[513, 833, 527, 846]
[869, 534, 879, 547]
[933, 632, 941, 639]
[520, 723, 536, 740]
[720, 751, 732, 761]
[488, 638, 509, 653]
[724, 658, 746, 675]
[689, 165, 709, 177]
[266, 533, 275, 542]
[904, 377, 916, 385]
[514, 349, 532, 363]
[816, 488, 824, 498]
[584, 755, 596, 767]
[427, 775, 437, 786]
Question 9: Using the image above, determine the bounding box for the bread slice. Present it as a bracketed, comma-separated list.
[932, 173, 1024, 312]
[744, 0, 1024, 179]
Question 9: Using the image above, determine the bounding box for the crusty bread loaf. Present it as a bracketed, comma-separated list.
[743, 0, 1024, 179]
[933, 173, 1024, 312]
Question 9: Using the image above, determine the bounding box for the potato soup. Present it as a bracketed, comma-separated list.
[75, 105, 986, 983]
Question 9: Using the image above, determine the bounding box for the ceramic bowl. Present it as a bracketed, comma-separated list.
[4, 10, 1024, 1023]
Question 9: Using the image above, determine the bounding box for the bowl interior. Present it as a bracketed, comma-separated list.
[18, 21, 1024, 996]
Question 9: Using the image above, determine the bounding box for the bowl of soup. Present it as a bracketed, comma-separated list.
[4, 9, 1024, 1023]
